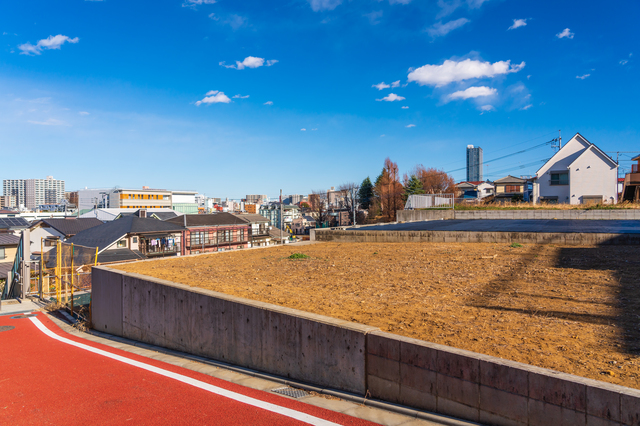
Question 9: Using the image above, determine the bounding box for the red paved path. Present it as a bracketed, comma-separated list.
[0, 312, 378, 425]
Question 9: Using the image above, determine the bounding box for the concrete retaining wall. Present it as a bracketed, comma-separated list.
[92, 266, 640, 425]
[313, 229, 640, 245]
[91, 266, 375, 394]
[397, 209, 640, 222]
[368, 331, 640, 426]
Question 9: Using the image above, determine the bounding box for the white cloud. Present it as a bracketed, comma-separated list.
[508, 19, 527, 30]
[308, 0, 342, 12]
[372, 82, 390, 90]
[406, 124, 416, 128]
[380, 134, 386, 137]
[408, 58, 525, 87]
[220, 56, 277, 70]
[401, 106, 409, 109]
[620, 53, 632, 65]
[27, 118, 68, 126]
[195, 90, 231, 105]
[364, 10, 383, 25]
[225, 15, 247, 30]
[301, 128, 307, 131]
[437, 0, 491, 18]
[208, 13, 219, 20]
[479, 105, 495, 112]
[447, 86, 497, 101]
[312, 128, 318, 131]
[391, 80, 400, 88]
[576, 74, 590, 80]
[18, 34, 79, 55]
[427, 18, 470, 38]
[377, 93, 406, 102]
[232, 94, 250, 99]
[520, 104, 533, 110]
[183, 0, 216, 6]
[78, 111, 90, 115]
[264, 101, 273, 105]
[556, 28, 574, 39]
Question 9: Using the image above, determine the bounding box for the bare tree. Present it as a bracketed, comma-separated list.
[309, 190, 330, 228]
[338, 182, 360, 225]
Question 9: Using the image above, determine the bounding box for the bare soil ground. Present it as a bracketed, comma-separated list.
[113, 242, 640, 389]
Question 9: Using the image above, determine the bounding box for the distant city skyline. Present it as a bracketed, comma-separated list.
[1, 1, 638, 197]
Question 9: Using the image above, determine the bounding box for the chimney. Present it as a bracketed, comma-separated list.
[139, 209, 147, 218]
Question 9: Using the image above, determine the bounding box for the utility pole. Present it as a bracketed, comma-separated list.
[280, 189, 283, 244]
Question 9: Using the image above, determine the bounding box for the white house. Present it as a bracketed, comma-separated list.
[533, 133, 618, 205]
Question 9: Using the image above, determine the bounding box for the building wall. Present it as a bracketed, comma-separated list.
[495, 184, 524, 194]
[568, 149, 618, 204]
[3, 179, 26, 208]
[0, 245, 17, 263]
[113, 189, 172, 209]
[0, 195, 16, 208]
[29, 227, 65, 254]
[182, 225, 249, 255]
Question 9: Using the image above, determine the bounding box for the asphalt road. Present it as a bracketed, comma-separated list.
[348, 219, 640, 234]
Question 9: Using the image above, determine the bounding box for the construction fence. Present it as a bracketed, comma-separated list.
[40, 240, 98, 315]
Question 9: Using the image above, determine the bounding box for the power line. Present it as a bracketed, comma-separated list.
[446, 140, 554, 174]
[483, 158, 550, 178]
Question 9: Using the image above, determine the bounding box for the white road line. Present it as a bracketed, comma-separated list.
[29, 316, 341, 426]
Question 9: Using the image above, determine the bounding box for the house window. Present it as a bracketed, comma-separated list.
[0, 247, 4, 260]
[240, 229, 245, 241]
[117, 240, 127, 248]
[505, 185, 520, 193]
[133, 237, 138, 243]
[550, 172, 569, 185]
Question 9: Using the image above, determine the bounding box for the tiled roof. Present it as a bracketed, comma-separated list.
[232, 213, 270, 224]
[0, 234, 20, 246]
[39, 218, 103, 237]
[67, 216, 184, 251]
[165, 213, 248, 227]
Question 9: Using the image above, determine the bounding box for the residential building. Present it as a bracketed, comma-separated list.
[28, 218, 103, 254]
[171, 190, 199, 214]
[246, 194, 268, 204]
[80, 208, 179, 222]
[291, 215, 316, 235]
[259, 203, 301, 227]
[233, 213, 271, 247]
[245, 203, 258, 214]
[456, 181, 494, 200]
[0, 234, 20, 280]
[466, 146, 483, 182]
[67, 216, 184, 263]
[165, 213, 249, 254]
[533, 133, 618, 204]
[621, 155, 640, 201]
[327, 187, 346, 207]
[494, 176, 529, 202]
[0, 196, 16, 209]
[3, 176, 65, 210]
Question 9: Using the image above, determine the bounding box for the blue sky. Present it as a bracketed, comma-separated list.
[1, 0, 638, 199]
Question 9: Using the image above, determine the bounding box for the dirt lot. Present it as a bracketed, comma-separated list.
[113, 242, 640, 389]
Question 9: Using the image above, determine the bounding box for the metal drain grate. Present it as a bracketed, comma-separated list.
[11, 314, 37, 319]
[271, 387, 310, 399]
[0, 326, 15, 333]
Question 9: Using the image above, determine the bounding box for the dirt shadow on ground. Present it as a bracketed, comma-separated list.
[554, 241, 640, 355]
[467, 240, 640, 356]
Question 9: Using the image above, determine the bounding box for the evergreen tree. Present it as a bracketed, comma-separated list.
[403, 174, 425, 202]
[358, 177, 374, 210]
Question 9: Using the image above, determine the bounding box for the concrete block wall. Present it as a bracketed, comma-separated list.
[92, 266, 640, 425]
[314, 229, 640, 246]
[367, 331, 640, 426]
[91, 266, 376, 394]
[397, 209, 640, 222]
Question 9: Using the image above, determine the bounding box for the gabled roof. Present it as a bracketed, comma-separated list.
[494, 175, 527, 184]
[232, 213, 270, 224]
[67, 216, 184, 251]
[36, 218, 103, 237]
[536, 132, 617, 176]
[97, 248, 146, 264]
[0, 234, 20, 246]
[165, 212, 248, 227]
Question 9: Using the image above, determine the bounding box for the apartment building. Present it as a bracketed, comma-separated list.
[108, 188, 173, 210]
[3, 176, 65, 209]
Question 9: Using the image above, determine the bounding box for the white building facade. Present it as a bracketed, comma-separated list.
[534, 133, 618, 205]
